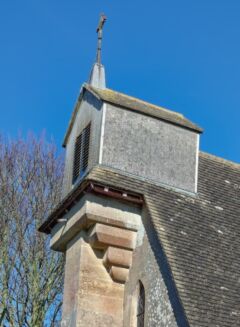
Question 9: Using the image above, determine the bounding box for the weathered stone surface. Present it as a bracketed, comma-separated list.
[110, 266, 129, 284]
[50, 193, 141, 252]
[89, 223, 136, 250]
[49, 192, 142, 326]
[103, 246, 132, 268]
[52, 190, 180, 327]
[85, 194, 141, 231]
[76, 310, 120, 327]
[61, 233, 124, 327]
[61, 233, 84, 327]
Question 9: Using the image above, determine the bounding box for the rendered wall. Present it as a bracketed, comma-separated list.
[63, 95, 199, 196]
[101, 104, 199, 193]
[62, 91, 103, 196]
[123, 208, 179, 327]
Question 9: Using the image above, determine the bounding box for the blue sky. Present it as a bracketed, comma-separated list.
[0, 0, 239, 162]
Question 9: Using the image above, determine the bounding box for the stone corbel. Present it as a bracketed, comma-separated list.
[50, 193, 142, 284]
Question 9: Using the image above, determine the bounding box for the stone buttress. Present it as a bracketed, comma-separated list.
[50, 186, 143, 326]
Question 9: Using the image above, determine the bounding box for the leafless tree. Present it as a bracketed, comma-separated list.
[0, 134, 64, 326]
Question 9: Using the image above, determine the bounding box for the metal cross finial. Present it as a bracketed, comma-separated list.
[96, 14, 107, 65]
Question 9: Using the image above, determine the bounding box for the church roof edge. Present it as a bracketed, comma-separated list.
[63, 84, 203, 147]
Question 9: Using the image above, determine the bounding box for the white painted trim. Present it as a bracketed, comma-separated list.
[99, 103, 106, 164]
[194, 134, 200, 193]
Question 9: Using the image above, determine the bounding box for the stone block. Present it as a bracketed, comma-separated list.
[89, 223, 136, 250]
[110, 266, 129, 283]
[103, 246, 133, 268]
[50, 193, 141, 252]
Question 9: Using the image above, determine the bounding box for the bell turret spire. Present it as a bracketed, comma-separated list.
[89, 14, 107, 89]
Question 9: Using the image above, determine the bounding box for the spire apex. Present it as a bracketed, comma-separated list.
[89, 14, 107, 89]
[96, 14, 107, 65]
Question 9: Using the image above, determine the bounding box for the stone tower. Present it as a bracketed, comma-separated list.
[39, 15, 202, 327]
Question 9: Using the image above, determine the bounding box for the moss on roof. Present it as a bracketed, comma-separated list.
[63, 84, 203, 146]
[85, 84, 203, 133]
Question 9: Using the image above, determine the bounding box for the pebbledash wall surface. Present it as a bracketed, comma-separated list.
[62, 85, 200, 196]
[101, 103, 199, 193]
[123, 206, 179, 327]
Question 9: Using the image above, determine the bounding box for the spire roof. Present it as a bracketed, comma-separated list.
[88, 14, 107, 89]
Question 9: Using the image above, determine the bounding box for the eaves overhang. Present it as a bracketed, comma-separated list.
[38, 178, 144, 234]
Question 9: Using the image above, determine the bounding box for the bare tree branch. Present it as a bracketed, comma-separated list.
[0, 133, 64, 326]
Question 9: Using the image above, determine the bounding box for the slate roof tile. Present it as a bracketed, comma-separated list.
[84, 152, 240, 327]
[39, 151, 240, 326]
[63, 84, 203, 146]
[85, 84, 203, 133]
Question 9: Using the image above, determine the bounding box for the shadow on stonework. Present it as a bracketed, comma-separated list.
[142, 203, 190, 327]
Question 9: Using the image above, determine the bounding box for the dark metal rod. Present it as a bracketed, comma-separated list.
[96, 14, 107, 65]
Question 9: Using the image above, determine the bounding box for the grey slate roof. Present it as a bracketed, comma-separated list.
[39, 151, 240, 326]
[63, 84, 202, 146]
[84, 152, 240, 327]
[85, 84, 203, 133]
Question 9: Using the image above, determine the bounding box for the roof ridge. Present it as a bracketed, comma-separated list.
[63, 83, 202, 146]
[88, 84, 184, 119]
[200, 151, 240, 169]
[85, 84, 203, 133]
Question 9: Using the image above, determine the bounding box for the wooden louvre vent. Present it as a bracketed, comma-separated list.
[72, 123, 91, 184]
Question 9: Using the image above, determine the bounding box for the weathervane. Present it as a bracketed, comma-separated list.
[96, 14, 107, 65]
